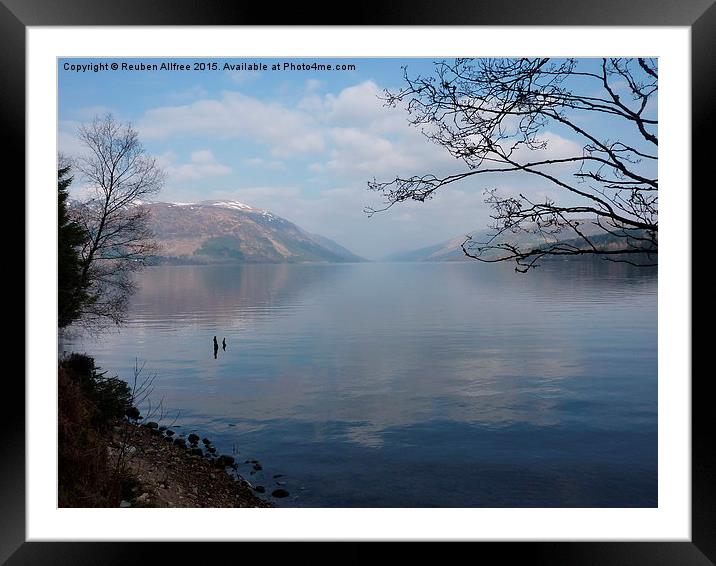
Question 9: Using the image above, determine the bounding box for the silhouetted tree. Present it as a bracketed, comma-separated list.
[71, 114, 165, 326]
[58, 159, 87, 328]
[368, 58, 657, 271]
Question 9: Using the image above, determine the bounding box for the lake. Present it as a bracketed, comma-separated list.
[62, 260, 657, 507]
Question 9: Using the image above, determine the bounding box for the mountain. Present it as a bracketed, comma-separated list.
[385, 235, 473, 262]
[146, 200, 364, 264]
[385, 220, 652, 262]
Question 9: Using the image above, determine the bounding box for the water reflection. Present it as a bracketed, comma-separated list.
[66, 261, 657, 507]
[126, 263, 346, 325]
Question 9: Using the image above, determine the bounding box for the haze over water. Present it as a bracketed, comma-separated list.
[64, 261, 657, 507]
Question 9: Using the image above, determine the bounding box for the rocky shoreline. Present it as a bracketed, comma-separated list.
[109, 421, 275, 508]
[58, 353, 290, 508]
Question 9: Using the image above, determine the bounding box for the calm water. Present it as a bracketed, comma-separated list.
[63, 261, 657, 507]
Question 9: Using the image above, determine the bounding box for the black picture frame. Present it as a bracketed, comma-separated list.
[7, 1, 708, 563]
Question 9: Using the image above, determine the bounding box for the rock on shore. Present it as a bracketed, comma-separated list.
[109, 422, 271, 508]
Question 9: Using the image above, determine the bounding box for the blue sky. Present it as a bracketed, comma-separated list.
[58, 58, 656, 259]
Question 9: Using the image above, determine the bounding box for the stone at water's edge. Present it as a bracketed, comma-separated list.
[145, 422, 159, 429]
[271, 489, 289, 498]
[254, 486, 265, 493]
[118, 424, 271, 508]
[218, 455, 235, 466]
[188, 433, 200, 444]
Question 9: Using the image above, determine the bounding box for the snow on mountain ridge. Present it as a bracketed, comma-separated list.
[157, 199, 271, 213]
[208, 200, 256, 211]
[203, 200, 278, 220]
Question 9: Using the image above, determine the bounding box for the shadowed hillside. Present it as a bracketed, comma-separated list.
[147, 200, 364, 264]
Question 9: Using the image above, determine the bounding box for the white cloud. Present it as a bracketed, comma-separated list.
[70, 105, 115, 120]
[308, 125, 458, 180]
[138, 80, 456, 178]
[189, 149, 216, 164]
[311, 127, 434, 177]
[166, 85, 209, 102]
[322, 81, 385, 125]
[299, 81, 458, 179]
[244, 157, 285, 170]
[508, 131, 584, 163]
[317, 80, 418, 137]
[158, 149, 231, 182]
[139, 91, 324, 157]
[305, 79, 323, 93]
[58, 120, 86, 157]
[297, 93, 324, 113]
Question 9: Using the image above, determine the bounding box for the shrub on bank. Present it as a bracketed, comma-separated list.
[58, 353, 136, 507]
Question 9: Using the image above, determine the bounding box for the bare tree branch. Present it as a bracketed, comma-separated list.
[367, 58, 657, 271]
[71, 114, 165, 326]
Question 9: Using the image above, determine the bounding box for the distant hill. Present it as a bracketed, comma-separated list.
[385, 221, 654, 262]
[385, 234, 475, 262]
[146, 200, 364, 264]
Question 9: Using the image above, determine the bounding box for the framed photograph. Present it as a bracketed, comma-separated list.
[10, 0, 709, 563]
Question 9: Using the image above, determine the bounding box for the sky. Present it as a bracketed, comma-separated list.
[58, 57, 656, 260]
